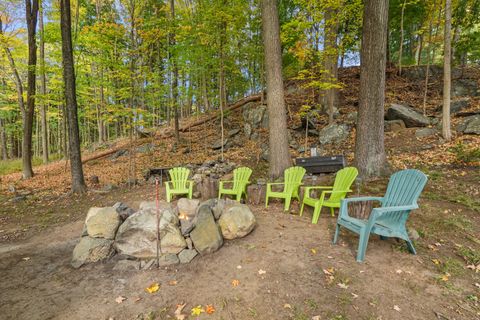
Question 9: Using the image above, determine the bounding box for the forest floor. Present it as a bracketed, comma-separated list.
[0, 67, 479, 319]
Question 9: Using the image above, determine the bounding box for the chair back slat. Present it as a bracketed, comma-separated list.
[284, 166, 306, 194]
[169, 167, 190, 189]
[233, 167, 253, 191]
[330, 167, 358, 202]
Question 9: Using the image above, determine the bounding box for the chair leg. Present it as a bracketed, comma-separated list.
[330, 207, 335, 217]
[299, 201, 305, 217]
[265, 196, 269, 208]
[380, 235, 388, 240]
[405, 239, 417, 255]
[218, 191, 222, 200]
[236, 193, 242, 202]
[284, 197, 292, 211]
[311, 204, 323, 224]
[333, 224, 340, 244]
[356, 229, 371, 262]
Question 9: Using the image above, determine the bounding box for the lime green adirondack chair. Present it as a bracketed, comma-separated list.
[265, 166, 306, 211]
[300, 167, 358, 224]
[165, 167, 193, 202]
[333, 169, 428, 262]
[218, 167, 252, 202]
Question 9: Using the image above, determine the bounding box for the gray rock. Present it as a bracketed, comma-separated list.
[180, 218, 195, 235]
[250, 132, 260, 141]
[218, 204, 256, 240]
[189, 206, 223, 254]
[318, 124, 350, 145]
[346, 111, 358, 123]
[198, 198, 232, 220]
[178, 249, 198, 264]
[71, 237, 115, 268]
[385, 119, 406, 132]
[244, 123, 252, 138]
[408, 228, 420, 241]
[85, 207, 121, 240]
[115, 203, 185, 258]
[211, 138, 229, 150]
[102, 184, 118, 192]
[452, 79, 479, 97]
[261, 148, 270, 161]
[113, 202, 136, 220]
[110, 149, 127, 160]
[386, 104, 431, 127]
[113, 259, 140, 271]
[140, 258, 156, 270]
[186, 237, 193, 249]
[415, 128, 437, 138]
[228, 128, 241, 137]
[177, 198, 199, 219]
[436, 98, 470, 114]
[158, 253, 180, 266]
[136, 143, 154, 154]
[459, 114, 480, 135]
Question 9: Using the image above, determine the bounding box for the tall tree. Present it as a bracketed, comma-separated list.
[23, 0, 40, 178]
[39, 0, 48, 163]
[261, 0, 291, 178]
[60, 0, 87, 193]
[442, 0, 452, 140]
[355, 0, 389, 178]
[170, 0, 180, 142]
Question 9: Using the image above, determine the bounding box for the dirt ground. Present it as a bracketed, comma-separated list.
[1, 178, 479, 320]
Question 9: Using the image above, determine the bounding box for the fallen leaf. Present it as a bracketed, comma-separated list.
[311, 248, 317, 254]
[466, 264, 480, 273]
[169, 280, 178, 286]
[475, 283, 480, 289]
[174, 303, 187, 320]
[351, 293, 358, 299]
[231, 279, 240, 287]
[337, 282, 349, 289]
[283, 303, 292, 310]
[205, 304, 216, 314]
[427, 244, 438, 251]
[393, 305, 401, 312]
[434, 242, 442, 247]
[312, 316, 321, 320]
[395, 269, 403, 274]
[440, 273, 450, 282]
[115, 296, 126, 304]
[133, 297, 141, 303]
[191, 305, 205, 316]
[432, 259, 441, 265]
[237, 265, 242, 269]
[327, 256, 333, 259]
[258, 269, 267, 275]
[145, 283, 160, 294]
[323, 267, 335, 275]
[22, 257, 30, 261]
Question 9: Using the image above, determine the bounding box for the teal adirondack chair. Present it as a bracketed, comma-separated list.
[218, 167, 253, 201]
[165, 167, 194, 202]
[300, 167, 358, 224]
[265, 166, 306, 211]
[333, 169, 428, 262]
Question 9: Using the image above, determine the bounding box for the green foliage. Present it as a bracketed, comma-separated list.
[449, 143, 480, 163]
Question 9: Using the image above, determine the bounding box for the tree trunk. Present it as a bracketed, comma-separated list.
[442, 0, 452, 140]
[354, 0, 389, 178]
[39, 0, 48, 163]
[0, 118, 8, 160]
[23, 0, 39, 179]
[170, 0, 180, 142]
[60, 0, 87, 193]
[324, 8, 339, 124]
[398, 0, 406, 75]
[261, 0, 292, 179]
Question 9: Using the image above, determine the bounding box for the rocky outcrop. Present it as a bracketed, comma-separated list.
[386, 104, 431, 127]
[85, 207, 121, 240]
[457, 114, 480, 135]
[318, 124, 350, 145]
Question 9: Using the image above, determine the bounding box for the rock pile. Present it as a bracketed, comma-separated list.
[71, 198, 256, 269]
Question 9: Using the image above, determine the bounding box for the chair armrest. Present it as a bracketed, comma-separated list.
[304, 186, 334, 191]
[366, 204, 419, 226]
[338, 197, 384, 219]
[267, 182, 285, 185]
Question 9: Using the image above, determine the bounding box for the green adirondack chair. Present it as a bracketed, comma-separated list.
[165, 167, 194, 202]
[218, 167, 252, 201]
[265, 166, 306, 211]
[300, 167, 358, 224]
[333, 169, 428, 262]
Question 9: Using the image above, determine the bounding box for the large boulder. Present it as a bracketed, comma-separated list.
[115, 203, 186, 258]
[189, 206, 223, 254]
[178, 249, 198, 264]
[318, 124, 350, 145]
[177, 198, 199, 219]
[85, 207, 121, 240]
[436, 98, 470, 114]
[415, 128, 437, 138]
[385, 119, 406, 132]
[452, 79, 479, 97]
[386, 104, 431, 127]
[457, 114, 480, 135]
[218, 204, 256, 239]
[71, 236, 115, 268]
